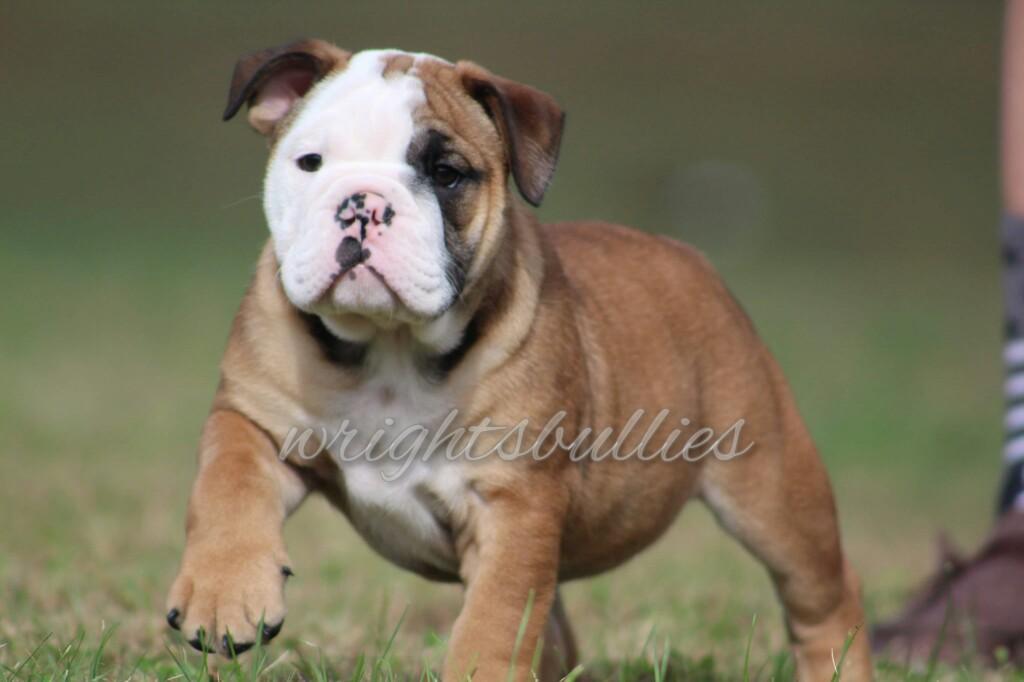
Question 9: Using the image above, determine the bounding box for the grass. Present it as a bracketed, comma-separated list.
[7, 622, 1024, 681]
[0, 1, 1016, 680]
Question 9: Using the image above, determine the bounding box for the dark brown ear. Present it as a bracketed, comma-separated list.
[457, 62, 565, 207]
[223, 39, 350, 135]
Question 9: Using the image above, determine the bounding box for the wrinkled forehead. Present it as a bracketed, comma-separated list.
[282, 49, 498, 165]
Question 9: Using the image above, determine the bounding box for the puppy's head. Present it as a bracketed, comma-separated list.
[224, 40, 564, 336]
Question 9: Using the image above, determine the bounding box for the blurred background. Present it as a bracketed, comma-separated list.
[0, 1, 1007, 678]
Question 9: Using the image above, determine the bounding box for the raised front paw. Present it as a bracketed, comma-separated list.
[165, 546, 293, 656]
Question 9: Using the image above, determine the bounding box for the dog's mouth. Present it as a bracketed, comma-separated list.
[330, 261, 395, 296]
[316, 260, 411, 321]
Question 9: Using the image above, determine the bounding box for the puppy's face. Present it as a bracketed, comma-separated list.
[224, 41, 564, 335]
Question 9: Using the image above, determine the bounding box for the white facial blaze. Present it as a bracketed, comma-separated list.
[262, 50, 456, 328]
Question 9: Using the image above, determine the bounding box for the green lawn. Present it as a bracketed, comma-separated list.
[1, 2, 1016, 679]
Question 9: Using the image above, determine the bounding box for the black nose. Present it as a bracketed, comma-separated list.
[336, 236, 370, 270]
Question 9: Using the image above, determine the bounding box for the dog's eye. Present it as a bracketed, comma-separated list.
[297, 153, 323, 173]
[432, 164, 463, 189]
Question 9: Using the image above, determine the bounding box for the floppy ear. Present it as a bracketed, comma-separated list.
[223, 39, 350, 135]
[457, 62, 565, 207]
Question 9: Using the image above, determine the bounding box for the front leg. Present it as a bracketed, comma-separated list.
[445, 479, 567, 681]
[165, 409, 307, 655]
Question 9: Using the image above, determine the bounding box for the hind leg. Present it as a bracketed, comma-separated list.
[538, 590, 579, 680]
[699, 434, 872, 681]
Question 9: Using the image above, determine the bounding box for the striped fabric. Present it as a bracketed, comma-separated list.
[1006, 339, 1024, 462]
[999, 214, 1024, 512]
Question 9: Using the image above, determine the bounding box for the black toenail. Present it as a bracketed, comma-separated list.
[188, 636, 214, 654]
[282, 566, 295, 578]
[262, 620, 284, 643]
[166, 608, 181, 630]
[223, 635, 253, 656]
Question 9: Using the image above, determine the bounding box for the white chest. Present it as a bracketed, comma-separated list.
[303, 348, 469, 577]
[341, 457, 465, 576]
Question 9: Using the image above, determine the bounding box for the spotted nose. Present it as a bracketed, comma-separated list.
[335, 191, 396, 239]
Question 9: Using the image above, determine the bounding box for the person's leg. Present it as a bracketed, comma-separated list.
[872, 0, 1024, 664]
[998, 0, 1024, 515]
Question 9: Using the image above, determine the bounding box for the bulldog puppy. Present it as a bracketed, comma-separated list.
[165, 39, 872, 681]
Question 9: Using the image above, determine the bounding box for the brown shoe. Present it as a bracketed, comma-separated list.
[872, 511, 1024, 665]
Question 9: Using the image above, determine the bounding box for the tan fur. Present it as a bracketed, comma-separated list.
[168, 45, 872, 681]
[382, 53, 416, 79]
